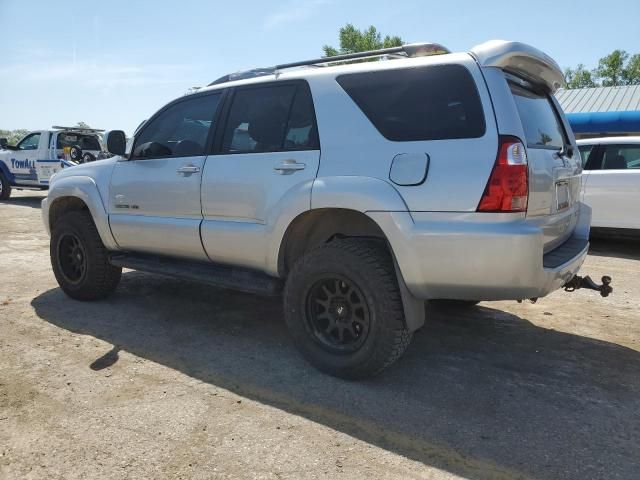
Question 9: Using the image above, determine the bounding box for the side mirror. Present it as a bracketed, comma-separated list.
[104, 130, 127, 156]
[0, 138, 8, 148]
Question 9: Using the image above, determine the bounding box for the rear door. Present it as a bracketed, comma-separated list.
[583, 143, 640, 229]
[109, 91, 223, 260]
[200, 80, 320, 270]
[509, 80, 581, 251]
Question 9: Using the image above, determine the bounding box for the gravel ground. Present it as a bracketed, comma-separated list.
[1, 191, 639, 480]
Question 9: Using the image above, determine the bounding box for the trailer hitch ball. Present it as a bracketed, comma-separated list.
[564, 275, 613, 297]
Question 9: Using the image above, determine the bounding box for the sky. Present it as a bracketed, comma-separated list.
[1, 0, 639, 135]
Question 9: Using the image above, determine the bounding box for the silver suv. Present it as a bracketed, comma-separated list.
[42, 40, 591, 378]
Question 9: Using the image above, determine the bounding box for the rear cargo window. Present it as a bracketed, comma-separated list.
[509, 83, 565, 150]
[336, 64, 485, 141]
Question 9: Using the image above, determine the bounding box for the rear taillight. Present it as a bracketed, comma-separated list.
[477, 136, 528, 212]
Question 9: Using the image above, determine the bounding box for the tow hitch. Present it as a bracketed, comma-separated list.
[564, 275, 613, 297]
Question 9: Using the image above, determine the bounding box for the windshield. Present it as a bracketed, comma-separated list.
[56, 133, 103, 151]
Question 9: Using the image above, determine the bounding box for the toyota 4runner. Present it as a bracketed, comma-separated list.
[43, 40, 596, 378]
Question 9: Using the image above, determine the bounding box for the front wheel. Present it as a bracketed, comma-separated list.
[0, 172, 12, 200]
[283, 238, 412, 379]
[51, 210, 122, 300]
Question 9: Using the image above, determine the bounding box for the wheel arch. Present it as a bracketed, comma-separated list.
[46, 176, 119, 250]
[277, 208, 386, 277]
[277, 207, 425, 332]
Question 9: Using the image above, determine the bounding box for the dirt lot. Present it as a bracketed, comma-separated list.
[1, 190, 639, 480]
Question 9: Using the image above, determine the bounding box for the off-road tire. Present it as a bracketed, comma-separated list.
[0, 172, 12, 200]
[283, 238, 413, 379]
[51, 210, 121, 300]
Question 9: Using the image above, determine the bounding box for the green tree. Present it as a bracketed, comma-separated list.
[622, 54, 640, 85]
[594, 50, 628, 86]
[0, 128, 29, 145]
[323, 24, 402, 59]
[564, 64, 596, 89]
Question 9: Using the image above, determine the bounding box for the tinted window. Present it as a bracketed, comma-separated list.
[510, 83, 565, 149]
[18, 133, 41, 150]
[284, 86, 319, 150]
[222, 83, 318, 153]
[602, 145, 640, 169]
[132, 93, 221, 159]
[336, 64, 485, 141]
[578, 145, 594, 168]
[57, 133, 101, 151]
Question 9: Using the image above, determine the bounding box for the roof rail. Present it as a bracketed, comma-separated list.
[208, 42, 450, 86]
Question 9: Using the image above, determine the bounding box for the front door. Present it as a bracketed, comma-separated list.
[200, 81, 320, 270]
[109, 91, 223, 260]
[10, 132, 43, 186]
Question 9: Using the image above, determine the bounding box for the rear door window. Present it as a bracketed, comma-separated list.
[336, 64, 486, 141]
[510, 83, 565, 150]
[602, 145, 640, 169]
[221, 82, 318, 154]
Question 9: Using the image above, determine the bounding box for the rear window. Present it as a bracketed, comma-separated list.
[336, 64, 486, 142]
[57, 133, 102, 151]
[509, 83, 565, 150]
[602, 145, 640, 169]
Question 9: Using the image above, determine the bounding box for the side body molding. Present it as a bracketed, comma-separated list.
[43, 176, 120, 250]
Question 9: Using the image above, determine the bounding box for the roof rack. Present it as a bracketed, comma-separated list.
[208, 42, 450, 86]
[52, 126, 105, 133]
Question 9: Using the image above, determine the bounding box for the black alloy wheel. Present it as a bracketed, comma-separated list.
[305, 275, 371, 353]
[56, 232, 87, 284]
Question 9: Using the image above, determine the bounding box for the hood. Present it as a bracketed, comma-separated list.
[50, 156, 120, 186]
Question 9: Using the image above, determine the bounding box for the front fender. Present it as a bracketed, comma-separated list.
[43, 176, 119, 250]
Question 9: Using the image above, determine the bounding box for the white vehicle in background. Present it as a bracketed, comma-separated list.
[0, 126, 108, 200]
[578, 137, 640, 236]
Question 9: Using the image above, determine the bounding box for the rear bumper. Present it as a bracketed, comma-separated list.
[368, 203, 591, 301]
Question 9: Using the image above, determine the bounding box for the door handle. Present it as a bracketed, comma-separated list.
[176, 164, 201, 175]
[274, 160, 306, 174]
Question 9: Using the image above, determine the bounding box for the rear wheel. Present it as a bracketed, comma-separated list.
[0, 172, 12, 200]
[283, 238, 412, 379]
[51, 210, 121, 300]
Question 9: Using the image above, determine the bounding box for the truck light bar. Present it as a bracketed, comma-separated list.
[52, 126, 105, 133]
[208, 42, 451, 86]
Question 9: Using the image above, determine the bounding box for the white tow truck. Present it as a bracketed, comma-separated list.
[0, 126, 108, 199]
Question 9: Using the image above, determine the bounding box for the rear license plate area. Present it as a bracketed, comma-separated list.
[556, 181, 570, 211]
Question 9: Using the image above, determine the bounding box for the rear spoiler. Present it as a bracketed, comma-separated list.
[469, 40, 565, 93]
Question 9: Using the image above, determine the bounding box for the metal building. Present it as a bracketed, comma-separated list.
[555, 85, 640, 138]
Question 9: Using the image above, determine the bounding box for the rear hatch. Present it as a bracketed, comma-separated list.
[508, 77, 581, 252]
